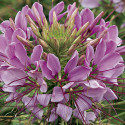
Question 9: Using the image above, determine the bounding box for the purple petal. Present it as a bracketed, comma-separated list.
[86, 45, 94, 64]
[1, 68, 27, 86]
[39, 80, 48, 93]
[116, 45, 125, 54]
[112, 63, 124, 78]
[108, 25, 118, 40]
[116, 37, 122, 46]
[89, 11, 104, 31]
[64, 50, 79, 73]
[75, 13, 81, 30]
[108, 25, 122, 45]
[5, 43, 15, 59]
[49, 1, 64, 24]
[6, 93, 15, 102]
[47, 113, 58, 122]
[56, 103, 72, 122]
[73, 108, 86, 120]
[32, 107, 43, 119]
[3, 85, 16, 92]
[60, 94, 69, 103]
[8, 57, 24, 69]
[0, 52, 8, 60]
[37, 94, 51, 107]
[121, 22, 125, 29]
[15, 11, 27, 32]
[105, 41, 117, 54]
[79, 0, 100, 8]
[46, 108, 58, 122]
[80, 8, 94, 26]
[5, 28, 13, 41]
[47, 54, 61, 76]
[68, 66, 91, 82]
[103, 88, 117, 100]
[0, 20, 10, 33]
[98, 52, 121, 71]
[6, 92, 21, 103]
[83, 80, 106, 98]
[22, 5, 29, 15]
[62, 82, 74, 91]
[67, 3, 76, 17]
[31, 45, 43, 63]
[22, 96, 38, 110]
[93, 40, 106, 65]
[40, 60, 53, 80]
[83, 80, 104, 89]
[86, 112, 96, 124]
[112, 0, 121, 3]
[12, 28, 26, 43]
[76, 95, 92, 111]
[32, 2, 45, 22]
[15, 43, 28, 65]
[115, 2, 124, 13]
[0, 36, 8, 53]
[51, 87, 64, 102]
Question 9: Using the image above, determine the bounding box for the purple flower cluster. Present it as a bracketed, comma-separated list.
[0, 1, 124, 124]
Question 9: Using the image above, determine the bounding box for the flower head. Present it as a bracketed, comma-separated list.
[0, 1, 124, 124]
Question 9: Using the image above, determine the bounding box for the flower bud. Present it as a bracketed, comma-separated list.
[68, 44, 77, 55]
[43, 17, 49, 29]
[53, 11, 57, 24]
[38, 38, 48, 49]
[25, 14, 36, 26]
[66, 19, 75, 34]
[89, 11, 104, 31]
[32, 5, 43, 29]
[9, 18, 16, 30]
[71, 8, 78, 20]
[72, 35, 82, 45]
[53, 38, 59, 50]
[78, 55, 86, 65]
[76, 22, 89, 36]
[30, 23, 41, 38]
[16, 35, 34, 48]
[98, 29, 107, 39]
[65, 8, 78, 28]
[64, 28, 77, 45]
[42, 52, 47, 61]
[32, 5, 41, 22]
[89, 38, 100, 47]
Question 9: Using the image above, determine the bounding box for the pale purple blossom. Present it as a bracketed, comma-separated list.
[79, 0, 125, 13]
[0, 1, 124, 124]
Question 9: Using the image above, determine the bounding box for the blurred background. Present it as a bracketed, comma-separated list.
[0, 0, 80, 23]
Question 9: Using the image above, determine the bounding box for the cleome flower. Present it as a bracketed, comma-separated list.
[0, 1, 125, 124]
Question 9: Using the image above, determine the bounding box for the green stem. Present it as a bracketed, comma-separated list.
[102, 112, 125, 123]
[102, 100, 125, 107]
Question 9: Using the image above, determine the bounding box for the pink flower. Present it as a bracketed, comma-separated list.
[0, 1, 124, 124]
